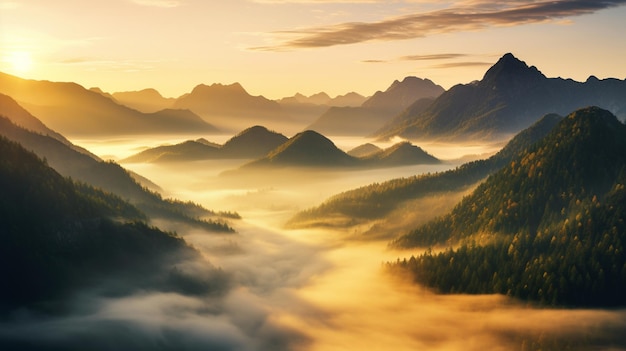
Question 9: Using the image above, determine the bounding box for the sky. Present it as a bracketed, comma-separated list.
[1, 0, 626, 99]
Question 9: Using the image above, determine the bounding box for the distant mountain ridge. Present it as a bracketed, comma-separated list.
[306, 77, 444, 136]
[242, 130, 358, 168]
[122, 125, 289, 163]
[278, 91, 366, 107]
[375, 53, 626, 141]
[362, 142, 439, 166]
[240, 130, 440, 170]
[112, 88, 176, 112]
[173, 83, 293, 132]
[0, 93, 98, 158]
[347, 143, 382, 157]
[0, 71, 218, 136]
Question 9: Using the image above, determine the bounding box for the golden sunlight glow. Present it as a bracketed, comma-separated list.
[5, 51, 33, 74]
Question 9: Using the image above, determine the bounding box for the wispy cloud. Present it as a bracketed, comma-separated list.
[253, 0, 626, 51]
[130, 0, 182, 8]
[362, 52, 483, 64]
[399, 53, 469, 61]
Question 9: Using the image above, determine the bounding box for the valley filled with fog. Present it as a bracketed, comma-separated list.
[58, 135, 624, 351]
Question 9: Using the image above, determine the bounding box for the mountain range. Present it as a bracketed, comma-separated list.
[240, 130, 439, 170]
[306, 77, 444, 136]
[0, 71, 218, 137]
[375, 53, 626, 141]
[391, 106, 626, 307]
[172, 83, 294, 133]
[112, 88, 176, 113]
[278, 91, 366, 107]
[122, 125, 289, 163]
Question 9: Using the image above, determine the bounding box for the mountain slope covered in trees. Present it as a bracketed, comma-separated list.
[0, 136, 228, 313]
[0, 101, 236, 231]
[391, 107, 626, 307]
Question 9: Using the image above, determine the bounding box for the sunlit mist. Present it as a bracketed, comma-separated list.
[3, 51, 33, 74]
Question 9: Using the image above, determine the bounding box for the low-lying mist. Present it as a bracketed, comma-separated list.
[6, 135, 623, 350]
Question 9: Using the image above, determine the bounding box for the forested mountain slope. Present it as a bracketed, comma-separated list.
[0, 101, 236, 231]
[0, 136, 227, 313]
[391, 107, 626, 307]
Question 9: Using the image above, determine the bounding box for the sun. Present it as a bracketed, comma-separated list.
[5, 51, 34, 74]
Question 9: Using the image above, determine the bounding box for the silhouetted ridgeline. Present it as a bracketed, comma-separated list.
[376, 53, 626, 141]
[390, 107, 626, 307]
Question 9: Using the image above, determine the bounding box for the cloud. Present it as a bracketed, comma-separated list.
[252, 0, 626, 50]
[362, 52, 485, 65]
[361, 59, 387, 63]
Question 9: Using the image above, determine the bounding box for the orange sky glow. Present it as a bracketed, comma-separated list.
[1, 0, 626, 99]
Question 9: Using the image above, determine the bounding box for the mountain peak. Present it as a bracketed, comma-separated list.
[482, 53, 544, 82]
[221, 125, 288, 158]
[362, 76, 445, 110]
[566, 106, 623, 129]
[386, 76, 435, 92]
[262, 130, 356, 166]
[192, 82, 248, 96]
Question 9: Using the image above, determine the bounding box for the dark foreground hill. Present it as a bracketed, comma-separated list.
[391, 107, 626, 307]
[375, 53, 626, 141]
[288, 113, 562, 228]
[0, 136, 228, 315]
